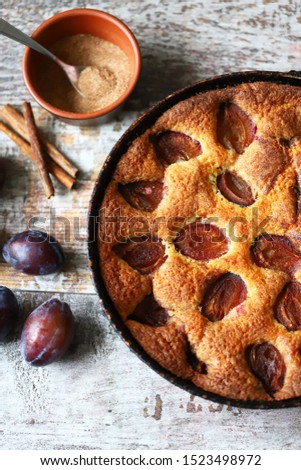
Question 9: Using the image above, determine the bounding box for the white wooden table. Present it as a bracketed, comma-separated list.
[1, 0, 301, 450]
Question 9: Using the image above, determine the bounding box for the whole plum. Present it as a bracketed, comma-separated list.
[2, 230, 64, 275]
[21, 298, 75, 366]
[0, 286, 19, 340]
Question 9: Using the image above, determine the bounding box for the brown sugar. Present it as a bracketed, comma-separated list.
[39, 34, 131, 113]
[77, 66, 117, 99]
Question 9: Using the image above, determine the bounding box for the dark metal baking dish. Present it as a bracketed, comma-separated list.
[88, 70, 301, 409]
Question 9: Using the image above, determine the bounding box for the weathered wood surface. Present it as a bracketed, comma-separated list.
[1, 0, 301, 450]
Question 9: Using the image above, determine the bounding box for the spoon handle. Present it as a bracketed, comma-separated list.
[0, 18, 57, 62]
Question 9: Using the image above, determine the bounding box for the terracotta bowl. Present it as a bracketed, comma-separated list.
[22, 9, 141, 126]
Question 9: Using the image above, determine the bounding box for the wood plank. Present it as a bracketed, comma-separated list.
[1, 291, 301, 450]
[0, 108, 137, 293]
[1, 0, 301, 109]
[1, 0, 301, 451]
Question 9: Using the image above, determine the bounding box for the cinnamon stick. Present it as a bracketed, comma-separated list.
[22, 102, 54, 199]
[0, 104, 78, 178]
[0, 120, 75, 189]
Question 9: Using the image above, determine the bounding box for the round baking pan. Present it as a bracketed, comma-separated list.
[88, 70, 301, 409]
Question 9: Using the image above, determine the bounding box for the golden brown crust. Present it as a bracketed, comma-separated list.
[127, 319, 195, 380]
[98, 82, 301, 401]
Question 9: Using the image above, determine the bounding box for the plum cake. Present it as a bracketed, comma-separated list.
[98, 81, 301, 402]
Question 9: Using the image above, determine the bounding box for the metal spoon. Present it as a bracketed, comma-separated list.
[0, 18, 85, 95]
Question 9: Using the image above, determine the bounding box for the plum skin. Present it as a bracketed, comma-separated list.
[2, 230, 64, 275]
[21, 298, 75, 366]
[0, 286, 19, 340]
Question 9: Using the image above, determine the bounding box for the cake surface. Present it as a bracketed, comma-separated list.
[98, 81, 301, 402]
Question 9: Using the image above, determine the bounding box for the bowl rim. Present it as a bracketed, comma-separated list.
[88, 69, 301, 408]
[22, 8, 141, 120]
